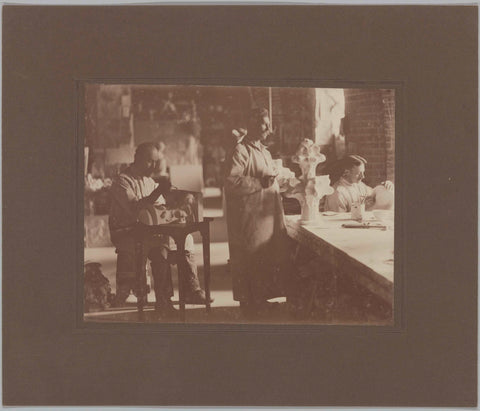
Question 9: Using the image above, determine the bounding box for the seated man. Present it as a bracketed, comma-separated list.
[324, 154, 394, 212]
[108, 142, 210, 318]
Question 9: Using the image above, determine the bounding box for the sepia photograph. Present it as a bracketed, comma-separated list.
[83, 84, 396, 325]
[3, 3, 477, 407]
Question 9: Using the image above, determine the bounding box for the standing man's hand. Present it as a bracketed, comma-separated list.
[261, 175, 277, 189]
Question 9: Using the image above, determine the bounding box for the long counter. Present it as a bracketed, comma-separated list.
[284, 212, 394, 305]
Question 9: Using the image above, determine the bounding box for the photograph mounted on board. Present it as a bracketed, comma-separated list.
[82, 83, 395, 325]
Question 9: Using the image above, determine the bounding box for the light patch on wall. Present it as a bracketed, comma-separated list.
[314, 88, 345, 145]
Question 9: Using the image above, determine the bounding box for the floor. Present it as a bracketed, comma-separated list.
[84, 241, 298, 324]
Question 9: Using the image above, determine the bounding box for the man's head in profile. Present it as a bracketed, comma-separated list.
[341, 155, 367, 184]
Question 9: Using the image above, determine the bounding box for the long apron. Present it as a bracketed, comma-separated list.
[224, 141, 291, 302]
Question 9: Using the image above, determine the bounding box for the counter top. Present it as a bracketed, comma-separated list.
[285, 212, 394, 304]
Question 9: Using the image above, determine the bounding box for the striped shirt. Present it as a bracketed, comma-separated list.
[108, 165, 165, 238]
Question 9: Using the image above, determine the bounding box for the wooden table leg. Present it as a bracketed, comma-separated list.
[173, 235, 186, 322]
[201, 222, 211, 314]
[135, 238, 147, 321]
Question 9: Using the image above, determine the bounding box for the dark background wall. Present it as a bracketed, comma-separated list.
[86, 85, 395, 184]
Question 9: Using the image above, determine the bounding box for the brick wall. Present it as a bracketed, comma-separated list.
[383, 89, 395, 182]
[343, 89, 395, 186]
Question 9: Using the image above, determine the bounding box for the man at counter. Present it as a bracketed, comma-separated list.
[324, 154, 394, 212]
[224, 108, 291, 318]
[109, 142, 209, 318]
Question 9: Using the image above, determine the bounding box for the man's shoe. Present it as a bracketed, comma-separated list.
[185, 289, 214, 305]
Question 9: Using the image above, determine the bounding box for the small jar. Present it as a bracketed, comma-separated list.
[351, 202, 365, 221]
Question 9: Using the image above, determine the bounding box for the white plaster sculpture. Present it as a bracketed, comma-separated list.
[279, 139, 334, 225]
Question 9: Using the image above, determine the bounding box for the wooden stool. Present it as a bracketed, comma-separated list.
[133, 218, 213, 322]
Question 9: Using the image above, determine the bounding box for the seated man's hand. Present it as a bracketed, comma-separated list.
[261, 175, 277, 189]
[148, 176, 171, 202]
[382, 180, 395, 191]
